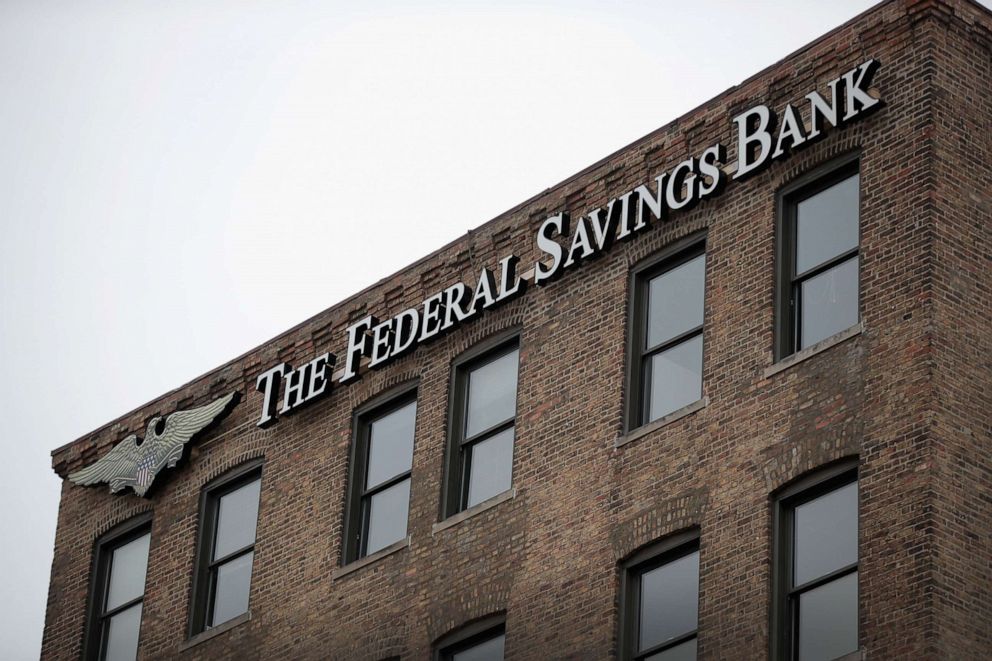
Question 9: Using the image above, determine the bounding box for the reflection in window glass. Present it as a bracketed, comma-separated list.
[92, 527, 150, 661]
[794, 481, 858, 586]
[106, 534, 150, 612]
[350, 397, 417, 561]
[647, 335, 703, 422]
[639, 551, 699, 651]
[783, 167, 860, 356]
[212, 551, 254, 627]
[206, 475, 261, 628]
[449, 341, 519, 515]
[365, 479, 411, 555]
[451, 633, 505, 661]
[625, 540, 699, 661]
[366, 402, 416, 488]
[214, 479, 260, 560]
[466, 427, 514, 508]
[647, 254, 706, 349]
[636, 250, 706, 426]
[797, 571, 858, 661]
[103, 602, 142, 661]
[800, 257, 859, 349]
[782, 474, 859, 661]
[645, 638, 696, 661]
[465, 349, 519, 438]
[796, 174, 859, 275]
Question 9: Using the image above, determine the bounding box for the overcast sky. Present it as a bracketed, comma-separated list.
[6, 1, 981, 657]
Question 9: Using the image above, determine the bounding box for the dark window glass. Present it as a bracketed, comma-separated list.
[344, 395, 417, 563]
[644, 638, 696, 661]
[793, 481, 857, 586]
[639, 551, 699, 651]
[775, 466, 858, 661]
[437, 622, 506, 661]
[444, 339, 519, 516]
[629, 247, 706, 428]
[621, 535, 699, 661]
[797, 571, 858, 661]
[190, 464, 262, 635]
[779, 163, 860, 357]
[86, 517, 151, 661]
[452, 633, 504, 661]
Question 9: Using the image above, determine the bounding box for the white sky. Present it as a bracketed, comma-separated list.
[5, 1, 981, 657]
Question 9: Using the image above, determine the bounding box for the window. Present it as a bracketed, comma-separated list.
[773, 462, 859, 661]
[620, 531, 699, 661]
[628, 243, 706, 428]
[190, 462, 262, 635]
[777, 158, 860, 358]
[343, 389, 417, 563]
[443, 336, 519, 517]
[435, 617, 506, 661]
[85, 515, 151, 661]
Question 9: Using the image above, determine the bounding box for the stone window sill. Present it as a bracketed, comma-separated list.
[763, 323, 863, 379]
[432, 488, 516, 535]
[331, 536, 410, 580]
[179, 611, 251, 652]
[616, 397, 708, 449]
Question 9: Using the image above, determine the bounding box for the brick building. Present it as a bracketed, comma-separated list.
[42, 0, 992, 659]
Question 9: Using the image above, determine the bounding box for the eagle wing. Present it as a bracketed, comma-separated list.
[148, 391, 239, 474]
[68, 435, 143, 494]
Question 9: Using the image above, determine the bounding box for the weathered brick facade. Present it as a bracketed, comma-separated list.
[42, 0, 992, 658]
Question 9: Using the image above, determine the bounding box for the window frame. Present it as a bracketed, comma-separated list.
[771, 458, 859, 661]
[433, 613, 506, 661]
[342, 382, 418, 565]
[625, 235, 707, 431]
[775, 154, 861, 360]
[441, 331, 520, 519]
[188, 459, 263, 637]
[83, 512, 153, 661]
[618, 529, 700, 661]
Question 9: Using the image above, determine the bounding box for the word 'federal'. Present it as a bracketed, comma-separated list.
[255, 59, 882, 427]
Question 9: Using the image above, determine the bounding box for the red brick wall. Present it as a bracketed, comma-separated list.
[41, 1, 992, 659]
[928, 0, 992, 656]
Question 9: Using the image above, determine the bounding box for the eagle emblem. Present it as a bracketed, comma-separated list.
[69, 392, 240, 497]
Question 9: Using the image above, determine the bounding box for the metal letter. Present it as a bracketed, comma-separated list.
[255, 363, 288, 427]
[698, 143, 727, 198]
[733, 104, 776, 180]
[280, 363, 309, 414]
[391, 308, 420, 358]
[534, 213, 569, 286]
[842, 59, 881, 122]
[418, 292, 446, 342]
[368, 319, 395, 369]
[306, 353, 334, 402]
[772, 104, 808, 159]
[340, 315, 377, 384]
[665, 157, 700, 211]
